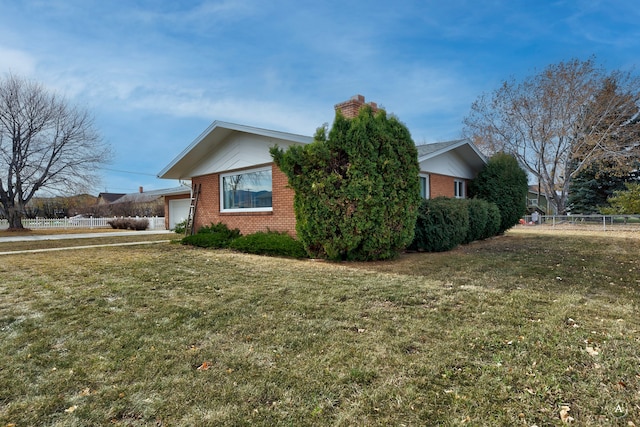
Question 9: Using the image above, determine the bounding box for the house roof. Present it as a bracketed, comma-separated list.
[158, 121, 313, 180]
[416, 139, 487, 171]
[98, 192, 126, 203]
[112, 186, 191, 204]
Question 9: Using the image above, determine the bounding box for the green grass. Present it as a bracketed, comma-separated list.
[0, 229, 639, 425]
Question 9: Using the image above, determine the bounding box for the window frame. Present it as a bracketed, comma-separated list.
[419, 174, 430, 199]
[219, 166, 273, 213]
[454, 179, 465, 199]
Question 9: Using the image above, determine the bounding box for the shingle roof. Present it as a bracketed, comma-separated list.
[415, 139, 466, 158]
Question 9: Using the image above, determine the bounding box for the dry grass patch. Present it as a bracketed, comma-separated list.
[0, 229, 639, 425]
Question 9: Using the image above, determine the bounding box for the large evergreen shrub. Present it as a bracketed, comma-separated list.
[410, 197, 469, 252]
[469, 152, 528, 233]
[271, 106, 421, 261]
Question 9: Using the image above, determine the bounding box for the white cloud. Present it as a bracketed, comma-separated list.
[0, 45, 37, 76]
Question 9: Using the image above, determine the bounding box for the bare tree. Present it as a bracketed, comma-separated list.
[0, 74, 112, 229]
[463, 58, 640, 214]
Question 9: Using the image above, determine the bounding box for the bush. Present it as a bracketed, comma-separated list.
[469, 152, 528, 234]
[410, 197, 469, 252]
[229, 231, 308, 258]
[197, 222, 241, 239]
[107, 218, 149, 230]
[464, 199, 488, 243]
[271, 106, 421, 261]
[173, 219, 187, 234]
[181, 222, 241, 248]
[484, 202, 501, 239]
[182, 233, 235, 249]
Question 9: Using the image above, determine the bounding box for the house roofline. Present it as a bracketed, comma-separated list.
[416, 138, 487, 164]
[157, 121, 313, 179]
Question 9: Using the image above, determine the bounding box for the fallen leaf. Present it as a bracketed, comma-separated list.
[64, 405, 78, 414]
[585, 346, 599, 357]
[560, 405, 574, 424]
[197, 361, 210, 371]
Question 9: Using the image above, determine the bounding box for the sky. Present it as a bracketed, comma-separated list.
[1, 0, 639, 195]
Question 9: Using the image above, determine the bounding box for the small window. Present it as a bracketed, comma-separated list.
[220, 166, 272, 212]
[454, 180, 465, 199]
[419, 174, 429, 199]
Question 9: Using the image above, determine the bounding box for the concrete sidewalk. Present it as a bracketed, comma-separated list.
[0, 229, 174, 243]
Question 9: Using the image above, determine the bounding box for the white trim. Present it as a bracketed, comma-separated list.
[454, 179, 465, 199]
[419, 173, 430, 199]
[219, 165, 273, 213]
[158, 121, 312, 179]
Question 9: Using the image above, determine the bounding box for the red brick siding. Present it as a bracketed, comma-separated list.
[428, 173, 467, 198]
[191, 164, 298, 237]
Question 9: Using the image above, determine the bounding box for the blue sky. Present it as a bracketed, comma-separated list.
[1, 0, 638, 194]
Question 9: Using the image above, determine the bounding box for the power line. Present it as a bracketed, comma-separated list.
[99, 167, 158, 177]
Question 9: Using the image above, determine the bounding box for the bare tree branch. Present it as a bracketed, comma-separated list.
[0, 74, 113, 229]
[463, 58, 640, 214]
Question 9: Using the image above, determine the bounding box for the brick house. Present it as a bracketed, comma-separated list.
[158, 95, 486, 235]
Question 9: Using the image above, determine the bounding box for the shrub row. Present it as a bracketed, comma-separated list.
[409, 197, 501, 252]
[107, 218, 149, 230]
[229, 231, 308, 258]
[181, 222, 307, 258]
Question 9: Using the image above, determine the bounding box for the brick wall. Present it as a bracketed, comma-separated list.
[191, 164, 298, 236]
[428, 173, 467, 198]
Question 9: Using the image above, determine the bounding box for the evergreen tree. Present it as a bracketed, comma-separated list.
[469, 152, 528, 233]
[271, 106, 420, 261]
[568, 161, 640, 214]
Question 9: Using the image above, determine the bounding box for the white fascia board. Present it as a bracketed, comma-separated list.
[158, 121, 312, 179]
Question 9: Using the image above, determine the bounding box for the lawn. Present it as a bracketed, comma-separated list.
[0, 228, 638, 426]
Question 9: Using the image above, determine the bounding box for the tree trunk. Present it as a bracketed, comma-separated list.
[7, 206, 25, 230]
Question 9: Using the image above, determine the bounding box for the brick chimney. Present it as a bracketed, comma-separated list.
[334, 94, 379, 119]
[139, 186, 143, 193]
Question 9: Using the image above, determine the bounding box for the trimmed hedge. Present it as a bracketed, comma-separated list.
[410, 197, 501, 252]
[410, 197, 469, 252]
[182, 232, 236, 249]
[228, 231, 308, 258]
[181, 222, 241, 249]
[107, 218, 149, 230]
[484, 202, 502, 239]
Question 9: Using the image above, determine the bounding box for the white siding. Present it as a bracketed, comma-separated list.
[189, 133, 301, 176]
[419, 150, 477, 179]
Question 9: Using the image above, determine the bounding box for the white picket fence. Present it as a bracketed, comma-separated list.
[0, 216, 166, 230]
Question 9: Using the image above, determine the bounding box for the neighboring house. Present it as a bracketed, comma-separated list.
[110, 186, 190, 218]
[97, 192, 126, 206]
[527, 185, 556, 215]
[158, 95, 487, 235]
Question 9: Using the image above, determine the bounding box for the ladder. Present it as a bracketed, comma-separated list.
[185, 183, 201, 236]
